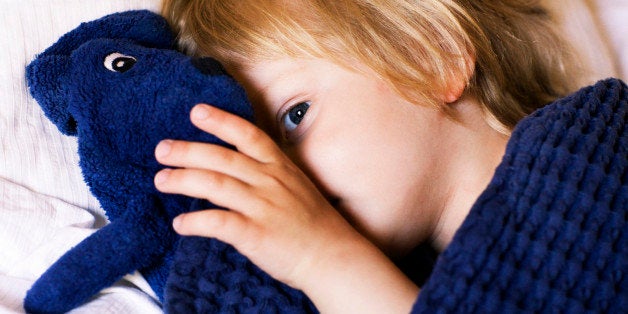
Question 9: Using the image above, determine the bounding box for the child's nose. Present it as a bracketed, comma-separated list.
[191, 57, 227, 76]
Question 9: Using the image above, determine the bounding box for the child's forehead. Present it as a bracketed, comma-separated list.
[230, 59, 308, 103]
[230, 57, 305, 84]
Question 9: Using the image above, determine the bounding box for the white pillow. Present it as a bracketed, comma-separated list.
[593, 0, 628, 81]
[1, 0, 164, 217]
[542, 0, 620, 85]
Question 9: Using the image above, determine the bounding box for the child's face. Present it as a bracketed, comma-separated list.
[225, 57, 448, 257]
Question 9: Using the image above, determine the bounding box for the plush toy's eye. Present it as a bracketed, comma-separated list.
[103, 52, 136, 73]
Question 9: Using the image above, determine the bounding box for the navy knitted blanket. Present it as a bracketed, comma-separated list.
[412, 78, 628, 313]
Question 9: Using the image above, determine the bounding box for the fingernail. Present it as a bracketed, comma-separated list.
[192, 105, 210, 120]
[154, 169, 171, 185]
[155, 140, 173, 159]
[172, 215, 183, 231]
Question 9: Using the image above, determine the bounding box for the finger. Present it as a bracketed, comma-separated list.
[154, 168, 260, 212]
[173, 209, 251, 245]
[190, 104, 284, 163]
[155, 139, 261, 182]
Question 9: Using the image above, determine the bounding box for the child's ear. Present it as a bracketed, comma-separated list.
[443, 54, 475, 104]
[444, 81, 467, 104]
[26, 55, 77, 136]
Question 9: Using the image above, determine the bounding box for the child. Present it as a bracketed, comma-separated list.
[155, 0, 627, 312]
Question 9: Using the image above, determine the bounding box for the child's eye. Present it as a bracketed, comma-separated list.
[281, 101, 311, 132]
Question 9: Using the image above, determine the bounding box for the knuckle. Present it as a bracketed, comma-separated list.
[267, 162, 299, 184]
[202, 170, 231, 192]
[276, 161, 299, 175]
[260, 172, 285, 190]
[241, 124, 265, 143]
[255, 197, 276, 214]
[215, 146, 236, 165]
[206, 211, 230, 230]
[208, 172, 226, 188]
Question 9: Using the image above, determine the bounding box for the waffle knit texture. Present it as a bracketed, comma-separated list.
[412, 78, 628, 313]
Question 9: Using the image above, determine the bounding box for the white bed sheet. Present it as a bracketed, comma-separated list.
[1, 0, 627, 313]
[0, 178, 160, 314]
[1, 1, 162, 313]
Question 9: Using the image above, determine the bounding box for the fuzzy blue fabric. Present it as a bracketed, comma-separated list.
[24, 10, 314, 314]
[412, 78, 628, 313]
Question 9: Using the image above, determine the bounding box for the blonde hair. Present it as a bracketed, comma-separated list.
[162, 0, 579, 131]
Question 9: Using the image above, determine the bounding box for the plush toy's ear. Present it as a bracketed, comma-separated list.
[26, 55, 76, 135]
[40, 10, 174, 58]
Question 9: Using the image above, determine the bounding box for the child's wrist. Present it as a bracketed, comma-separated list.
[296, 229, 419, 313]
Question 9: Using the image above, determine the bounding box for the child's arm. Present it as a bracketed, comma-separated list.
[154, 104, 419, 313]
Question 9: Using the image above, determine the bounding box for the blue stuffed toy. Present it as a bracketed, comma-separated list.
[24, 10, 315, 313]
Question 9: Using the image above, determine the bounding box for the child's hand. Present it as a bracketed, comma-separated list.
[154, 104, 358, 284]
[154, 104, 418, 313]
